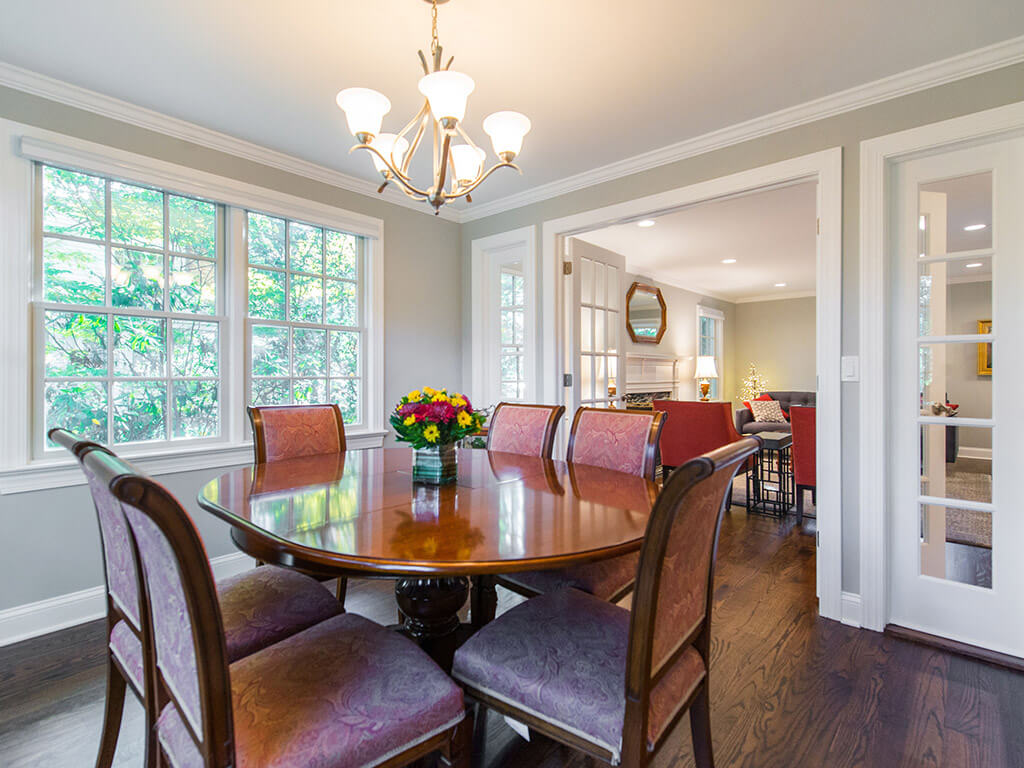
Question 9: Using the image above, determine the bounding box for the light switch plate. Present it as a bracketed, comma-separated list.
[841, 355, 860, 382]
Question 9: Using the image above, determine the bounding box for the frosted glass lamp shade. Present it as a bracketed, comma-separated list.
[482, 111, 531, 160]
[336, 88, 391, 139]
[451, 145, 485, 184]
[418, 71, 475, 124]
[694, 356, 719, 380]
[370, 133, 409, 173]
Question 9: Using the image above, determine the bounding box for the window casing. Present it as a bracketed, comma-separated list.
[697, 306, 725, 400]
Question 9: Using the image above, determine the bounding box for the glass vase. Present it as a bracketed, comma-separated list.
[412, 442, 458, 485]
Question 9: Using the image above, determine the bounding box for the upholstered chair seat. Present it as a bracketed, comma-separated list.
[157, 613, 465, 768]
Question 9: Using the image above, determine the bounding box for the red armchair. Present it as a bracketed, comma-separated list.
[652, 401, 746, 485]
[790, 405, 816, 524]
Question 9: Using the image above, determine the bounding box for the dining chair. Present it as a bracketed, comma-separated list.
[82, 446, 471, 768]
[486, 402, 565, 457]
[50, 429, 344, 768]
[790, 405, 817, 524]
[477, 408, 665, 626]
[453, 437, 761, 768]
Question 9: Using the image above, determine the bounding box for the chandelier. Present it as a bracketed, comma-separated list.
[336, 0, 530, 214]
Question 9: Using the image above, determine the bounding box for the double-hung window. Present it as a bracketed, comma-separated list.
[697, 305, 725, 400]
[499, 267, 526, 401]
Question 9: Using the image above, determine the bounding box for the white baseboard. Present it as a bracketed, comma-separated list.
[840, 591, 863, 628]
[958, 446, 992, 461]
[0, 552, 255, 648]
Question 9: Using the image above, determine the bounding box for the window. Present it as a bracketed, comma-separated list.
[37, 165, 223, 450]
[499, 266, 526, 401]
[247, 212, 365, 426]
[697, 306, 724, 400]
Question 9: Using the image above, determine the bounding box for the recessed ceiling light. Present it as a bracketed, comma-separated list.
[721, 258, 737, 264]
[637, 219, 656, 228]
[774, 282, 787, 288]
[964, 223, 987, 231]
[965, 262, 984, 268]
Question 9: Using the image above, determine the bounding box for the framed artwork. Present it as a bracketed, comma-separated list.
[977, 319, 992, 376]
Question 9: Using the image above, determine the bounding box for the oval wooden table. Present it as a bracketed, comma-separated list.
[199, 447, 657, 669]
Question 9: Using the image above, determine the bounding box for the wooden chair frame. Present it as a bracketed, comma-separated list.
[247, 403, 347, 464]
[463, 437, 761, 768]
[485, 402, 565, 458]
[566, 406, 667, 483]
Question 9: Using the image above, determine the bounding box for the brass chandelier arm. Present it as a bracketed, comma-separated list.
[349, 144, 432, 198]
[400, 111, 431, 178]
[453, 122, 484, 155]
[445, 161, 520, 201]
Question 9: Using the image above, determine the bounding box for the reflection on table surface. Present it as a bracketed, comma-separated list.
[200, 447, 656, 570]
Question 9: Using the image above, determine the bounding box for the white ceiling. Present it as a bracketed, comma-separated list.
[574, 181, 818, 302]
[2, 1, 1024, 209]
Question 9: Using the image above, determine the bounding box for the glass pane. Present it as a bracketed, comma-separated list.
[501, 310, 514, 345]
[43, 237, 106, 305]
[45, 381, 107, 445]
[110, 182, 163, 249]
[920, 424, 992, 503]
[920, 503, 991, 588]
[252, 377, 290, 405]
[293, 378, 326, 404]
[594, 263, 606, 308]
[329, 331, 359, 377]
[500, 354, 519, 382]
[248, 268, 286, 320]
[251, 325, 290, 377]
[172, 380, 219, 438]
[293, 328, 327, 377]
[919, 172, 992, 255]
[919, 342, 991, 419]
[513, 274, 525, 307]
[580, 258, 593, 305]
[168, 196, 216, 257]
[112, 248, 163, 310]
[44, 311, 107, 376]
[290, 275, 324, 324]
[113, 315, 166, 377]
[326, 280, 357, 326]
[113, 380, 166, 443]
[248, 212, 286, 268]
[501, 272, 514, 308]
[595, 355, 607, 400]
[581, 307, 592, 352]
[513, 310, 524, 345]
[595, 309, 606, 352]
[917, 259, 991, 337]
[501, 381, 519, 399]
[580, 354, 594, 401]
[606, 266, 619, 311]
[289, 222, 324, 274]
[170, 256, 216, 315]
[42, 167, 105, 240]
[172, 321, 218, 377]
[325, 230, 358, 279]
[329, 378, 359, 425]
[607, 313, 618, 353]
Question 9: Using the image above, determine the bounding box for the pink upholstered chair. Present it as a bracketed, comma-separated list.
[50, 429, 343, 768]
[82, 447, 470, 768]
[247, 403, 346, 464]
[486, 402, 565, 457]
[453, 438, 761, 768]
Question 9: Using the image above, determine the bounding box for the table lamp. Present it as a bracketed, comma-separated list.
[694, 356, 718, 401]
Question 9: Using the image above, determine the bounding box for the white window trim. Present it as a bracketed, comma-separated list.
[0, 118, 385, 494]
[696, 305, 725, 401]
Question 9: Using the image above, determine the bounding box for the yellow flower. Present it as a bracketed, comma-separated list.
[403, 415, 417, 426]
[431, 392, 450, 403]
[423, 424, 440, 443]
[423, 386, 437, 396]
[450, 394, 467, 407]
[457, 410, 473, 427]
[407, 389, 422, 402]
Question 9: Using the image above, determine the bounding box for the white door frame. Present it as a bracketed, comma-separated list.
[470, 225, 537, 407]
[858, 99, 1024, 631]
[540, 148, 844, 623]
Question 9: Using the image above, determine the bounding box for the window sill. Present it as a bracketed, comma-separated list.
[0, 430, 388, 495]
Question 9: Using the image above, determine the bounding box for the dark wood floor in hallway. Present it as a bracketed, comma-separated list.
[1, 508, 1021, 767]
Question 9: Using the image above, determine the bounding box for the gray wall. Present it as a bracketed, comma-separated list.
[0, 87, 462, 611]
[460, 61, 1024, 594]
[732, 297, 817, 402]
[946, 280, 993, 450]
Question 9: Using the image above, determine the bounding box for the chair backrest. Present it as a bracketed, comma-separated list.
[486, 402, 565, 458]
[49, 428, 142, 631]
[790, 405, 817, 487]
[652, 400, 742, 468]
[247, 403, 346, 463]
[622, 437, 761, 761]
[82, 448, 234, 768]
[566, 407, 665, 481]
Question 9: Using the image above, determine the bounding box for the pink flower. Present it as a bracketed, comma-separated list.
[425, 401, 456, 423]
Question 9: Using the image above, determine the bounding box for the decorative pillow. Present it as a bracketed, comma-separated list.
[743, 394, 772, 412]
[749, 399, 787, 424]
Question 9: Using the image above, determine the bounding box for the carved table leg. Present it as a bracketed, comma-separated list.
[395, 576, 469, 672]
[470, 575, 497, 630]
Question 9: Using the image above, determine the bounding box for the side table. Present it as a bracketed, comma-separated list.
[746, 431, 794, 517]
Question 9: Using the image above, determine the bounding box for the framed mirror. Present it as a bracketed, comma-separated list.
[626, 282, 667, 343]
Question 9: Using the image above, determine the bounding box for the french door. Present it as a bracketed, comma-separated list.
[889, 136, 1024, 656]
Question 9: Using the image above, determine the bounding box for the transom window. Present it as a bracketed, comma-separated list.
[499, 267, 526, 401]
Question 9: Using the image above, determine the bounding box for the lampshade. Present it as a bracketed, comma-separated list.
[694, 356, 719, 379]
[370, 133, 410, 174]
[451, 145, 485, 184]
[482, 111, 531, 160]
[418, 71, 475, 124]
[336, 88, 391, 139]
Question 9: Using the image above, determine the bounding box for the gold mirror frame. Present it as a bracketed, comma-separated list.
[625, 282, 667, 344]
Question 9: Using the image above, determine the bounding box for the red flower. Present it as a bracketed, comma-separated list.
[425, 401, 456, 423]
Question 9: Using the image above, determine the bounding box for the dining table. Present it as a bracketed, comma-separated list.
[198, 446, 658, 670]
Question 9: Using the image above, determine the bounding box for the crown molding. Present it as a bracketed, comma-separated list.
[0, 61, 462, 223]
[733, 290, 816, 304]
[461, 34, 1024, 223]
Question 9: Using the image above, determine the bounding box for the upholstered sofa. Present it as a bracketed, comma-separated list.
[734, 390, 816, 435]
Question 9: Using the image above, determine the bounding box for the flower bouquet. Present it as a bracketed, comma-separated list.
[391, 387, 485, 484]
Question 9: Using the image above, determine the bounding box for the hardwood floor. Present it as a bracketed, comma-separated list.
[2, 507, 1022, 767]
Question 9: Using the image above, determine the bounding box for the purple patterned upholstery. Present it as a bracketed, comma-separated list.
[84, 465, 142, 629]
[254, 405, 344, 462]
[501, 552, 639, 601]
[218, 566, 342, 662]
[157, 704, 202, 768]
[570, 410, 655, 478]
[158, 613, 465, 768]
[488, 405, 557, 457]
[109, 620, 144, 694]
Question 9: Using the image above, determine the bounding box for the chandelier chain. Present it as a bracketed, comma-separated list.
[430, 0, 439, 55]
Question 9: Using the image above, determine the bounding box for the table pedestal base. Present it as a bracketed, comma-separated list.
[394, 576, 469, 671]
